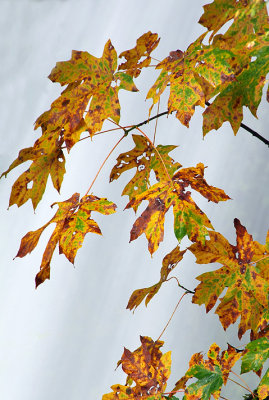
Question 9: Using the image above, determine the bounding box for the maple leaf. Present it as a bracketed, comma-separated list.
[126, 163, 229, 254]
[35, 40, 138, 151]
[202, 1, 269, 135]
[199, 0, 238, 41]
[1, 130, 65, 210]
[110, 134, 181, 207]
[127, 245, 186, 311]
[258, 368, 269, 400]
[172, 343, 241, 400]
[199, 0, 269, 43]
[16, 193, 116, 287]
[147, 33, 235, 127]
[189, 219, 269, 338]
[241, 338, 269, 377]
[118, 31, 160, 77]
[103, 336, 171, 400]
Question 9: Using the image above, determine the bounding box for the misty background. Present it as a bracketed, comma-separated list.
[0, 1, 268, 399]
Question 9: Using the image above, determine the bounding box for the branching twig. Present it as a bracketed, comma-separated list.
[227, 377, 252, 393]
[165, 276, 195, 294]
[231, 370, 254, 397]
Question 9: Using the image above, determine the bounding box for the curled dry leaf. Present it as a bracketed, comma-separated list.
[127, 245, 186, 311]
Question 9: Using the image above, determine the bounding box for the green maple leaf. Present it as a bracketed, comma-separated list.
[241, 338, 269, 375]
[173, 343, 241, 400]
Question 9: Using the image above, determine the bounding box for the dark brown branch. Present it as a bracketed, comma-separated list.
[124, 111, 169, 135]
[125, 106, 269, 147]
[205, 101, 269, 147]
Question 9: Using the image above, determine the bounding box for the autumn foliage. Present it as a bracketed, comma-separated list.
[2, 0, 269, 399]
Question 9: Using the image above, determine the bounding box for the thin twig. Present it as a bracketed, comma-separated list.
[84, 134, 125, 196]
[162, 389, 185, 395]
[153, 99, 160, 145]
[231, 370, 254, 396]
[227, 377, 252, 393]
[124, 111, 170, 135]
[166, 276, 195, 294]
[61, 126, 126, 149]
[157, 292, 186, 341]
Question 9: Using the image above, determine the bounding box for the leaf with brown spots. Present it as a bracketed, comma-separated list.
[127, 245, 186, 311]
[118, 31, 160, 77]
[202, 1, 269, 136]
[172, 343, 242, 400]
[189, 219, 269, 339]
[258, 368, 269, 400]
[199, 0, 238, 41]
[126, 163, 229, 254]
[110, 134, 181, 208]
[241, 337, 269, 376]
[103, 336, 171, 400]
[16, 193, 116, 287]
[1, 130, 65, 210]
[35, 40, 138, 150]
[147, 34, 234, 127]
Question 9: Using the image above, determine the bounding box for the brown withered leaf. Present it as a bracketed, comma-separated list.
[103, 336, 171, 400]
[189, 219, 269, 339]
[35, 40, 138, 150]
[126, 163, 229, 254]
[127, 245, 186, 311]
[172, 343, 242, 400]
[1, 130, 65, 210]
[118, 31, 160, 77]
[16, 193, 116, 287]
[110, 134, 181, 208]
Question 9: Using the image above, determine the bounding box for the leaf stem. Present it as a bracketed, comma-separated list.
[165, 276, 195, 294]
[162, 389, 185, 395]
[230, 370, 254, 396]
[157, 292, 186, 341]
[135, 126, 174, 186]
[153, 99, 160, 145]
[251, 254, 269, 265]
[227, 377, 252, 393]
[84, 134, 125, 196]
